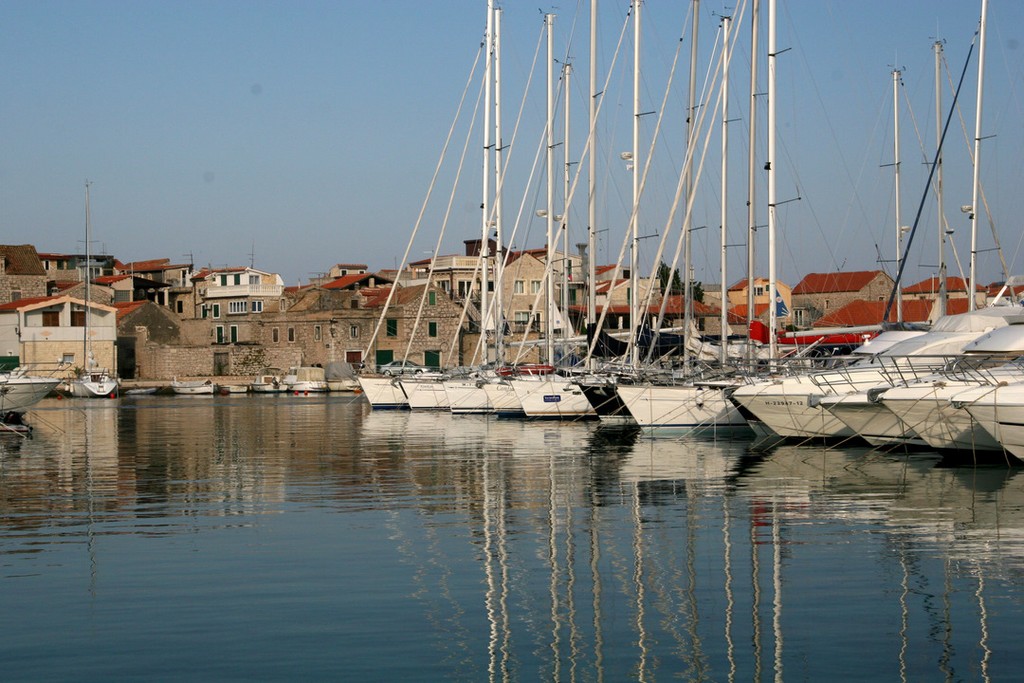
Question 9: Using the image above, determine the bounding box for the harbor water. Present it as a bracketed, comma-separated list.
[2, 393, 1023, 681]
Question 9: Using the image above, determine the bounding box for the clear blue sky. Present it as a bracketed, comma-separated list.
[1, 1, 1021, 290]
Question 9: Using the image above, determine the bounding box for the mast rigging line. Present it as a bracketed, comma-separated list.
[941, 52, 1009, 283]
[638, 1, 750, 365]
[361, 42, 484, 361]
[584, 1, 741, 366]
[883, 30, 976, 324]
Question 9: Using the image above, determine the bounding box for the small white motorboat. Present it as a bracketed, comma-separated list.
[283, 366, 328, 393]
[171, 378, 215, 395]
[250, 370, 286, 393]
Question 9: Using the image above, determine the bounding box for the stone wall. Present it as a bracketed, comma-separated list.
[134, 341, 301, 380]
[0, 272, 47, 305]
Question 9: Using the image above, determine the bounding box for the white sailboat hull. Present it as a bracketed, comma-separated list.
[445, 378, 492, 414]
[616, 384, 747, 435]
[401, 377, 450, 410]
[359, 377, 408, 409]
[511, 377, 596, 420]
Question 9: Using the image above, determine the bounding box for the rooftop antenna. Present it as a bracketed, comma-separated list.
[249, 239, 256, 268]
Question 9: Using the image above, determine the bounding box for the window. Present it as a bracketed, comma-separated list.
[71, 310, 85, 327]
[249, 274, 259, 285]
[350, 299, 359, 309]
[280, 299, 288, 312]
[201, 304, 208, 319]
[754, 285, 765, 296]
[43, 310, 60, 326]
[176, 300, 184, 314]
[228, 301, 247, 314]
[288, 327, 295, 342]
[428, 291, 436, 306]
[823, 299, 830, 310]
[114, 290, 131, 303]
[514, 311, 530, 324]
[530, 280, 541, 294]
[514, 280, 525, 294]
[386, 319, 398, 337]
[10, 290, 21, 301]
[62, 353, 75, 365]
[230, 325, 238, 343]
[350, 324, 359, 339]
[211, 303, 221, 318]
[234, 274, 241, 285]
[251, 300, 264, 313]
[428, 322, 438, 337]
[272, 327, 279, 343]
[793, 308, 806, 326]
[314, 325, 322, 341]
[216, 325, 224, 343]
[219, 274, 228, 286]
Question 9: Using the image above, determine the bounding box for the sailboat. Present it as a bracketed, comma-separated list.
[69, 181, 119, 399]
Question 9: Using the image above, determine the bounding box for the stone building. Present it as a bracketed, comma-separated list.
[0, 244, 48, 305]
[790, 270, 894, 328]
[115, 257, 194, 312]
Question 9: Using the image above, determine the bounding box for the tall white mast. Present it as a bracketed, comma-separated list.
[968, 0, 988, 312]
[746, 0, 760, 362]
[494, 7, 505, 364]
[719, 15, 731, 366]
[892, 68, 903, 323]
[629, 0, 641, 367]
[587, 0, 598, 365]
[481, 0, 494, 359]
[545, 13, 556, 363]
[562, 62, 572, 349]
[84, 180, 92, 370]
[767, 0, 778, 360]
[935, 40, 947, 318]
[683, 1, 700, 363]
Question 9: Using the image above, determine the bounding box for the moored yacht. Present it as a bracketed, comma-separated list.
[731, 307, 1022, 441]
[876, 323, 1024, 453]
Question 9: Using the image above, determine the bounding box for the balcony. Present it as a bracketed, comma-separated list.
[203, 283, 283, 299]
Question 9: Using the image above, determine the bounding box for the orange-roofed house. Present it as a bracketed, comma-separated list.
[790, 270, 894, 328]
[0, 295, 117, 375]
[812, 298, 932, 328]
[725, 277, 792, 314]
[901, 276, 986, 311]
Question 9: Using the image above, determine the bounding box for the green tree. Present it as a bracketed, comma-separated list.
[691, 280, 704, 304]
[657, 262, 684, 294]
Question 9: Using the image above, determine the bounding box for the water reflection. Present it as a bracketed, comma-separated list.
[0, 398, 1021, 680]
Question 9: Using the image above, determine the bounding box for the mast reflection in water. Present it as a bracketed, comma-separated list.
[1, 394, 1022, 680]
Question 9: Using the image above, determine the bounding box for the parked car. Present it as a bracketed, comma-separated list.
[378, 360, 427, 376]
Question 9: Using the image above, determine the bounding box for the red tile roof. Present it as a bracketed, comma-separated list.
[792, 270, 888, 295]
[0, 245, 45, 276]
[0, 295, 57, 311]
[117, 258, 172, 272]
[112, 300, 147, 321]
[322, 273, 379, 290]
[94, 274, 131, 285]
[812, 298, 931, 327]
[903, 276, 982, 294]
